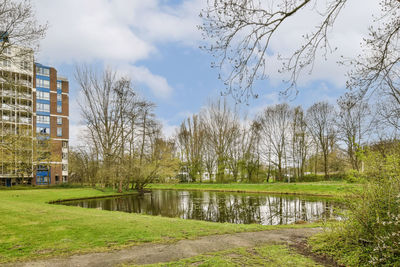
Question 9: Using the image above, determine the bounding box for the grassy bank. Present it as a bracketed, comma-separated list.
[138, 244, 322, 267]
[146, 182, 358, 197]
[0, 188, 320, 263]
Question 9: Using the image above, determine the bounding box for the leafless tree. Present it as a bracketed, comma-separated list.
[203, 137, 216, 182]
[336, 95, 372, 170]
[291, 106, 310, 179]
[176, 114, 205, 182]
[0, 0, 47, 59]
[75, 66, 136, 189]
[227, 120, 246, 182]
[258, 103, 292, 181]
[240, 120, 262, 182]
[306, 101, 336, 177]
[200, 0, 399, 104]
[201, 99, 240, 183]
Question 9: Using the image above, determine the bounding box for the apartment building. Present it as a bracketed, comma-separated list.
[33, 63, 69, 185]
[0, 43, 69, 186]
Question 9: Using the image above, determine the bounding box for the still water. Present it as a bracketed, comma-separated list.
[60, 190, 342, 225]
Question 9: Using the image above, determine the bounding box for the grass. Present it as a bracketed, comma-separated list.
[135, 244, 322, 267]
[146, 182, 358, 198]
[0, 188, 321, 263]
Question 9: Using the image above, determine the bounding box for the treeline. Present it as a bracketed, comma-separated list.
[69, 68, 390, 187]
[69, 67, 179, 192]
[176, 97, 375, 183]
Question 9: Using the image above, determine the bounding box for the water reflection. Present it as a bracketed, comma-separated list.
[60, 190, 342, 225]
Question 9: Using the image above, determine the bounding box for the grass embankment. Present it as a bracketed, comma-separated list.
[136, 244, 322, 267]
[147, 182, 358, 198]
[0, 188, 320, 263]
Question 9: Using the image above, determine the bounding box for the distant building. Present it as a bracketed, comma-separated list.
[0, 43, 69, 186]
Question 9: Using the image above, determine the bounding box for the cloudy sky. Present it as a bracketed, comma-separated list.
[32, 0, 379, 145]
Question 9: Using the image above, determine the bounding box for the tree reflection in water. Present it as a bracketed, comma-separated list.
[61, 190, 342, 225]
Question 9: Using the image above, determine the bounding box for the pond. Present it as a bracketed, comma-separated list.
[59, 190, 343, 225]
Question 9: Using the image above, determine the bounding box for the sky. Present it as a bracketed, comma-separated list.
[32, 0, 380, 145]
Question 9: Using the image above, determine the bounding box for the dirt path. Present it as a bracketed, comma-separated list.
[5, 228, 322, 267]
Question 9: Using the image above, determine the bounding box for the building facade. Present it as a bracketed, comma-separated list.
[33, 63, 69, 185]
[0, 44, 69, 186]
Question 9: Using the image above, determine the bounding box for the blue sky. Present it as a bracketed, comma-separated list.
[32, 0, 379, 144]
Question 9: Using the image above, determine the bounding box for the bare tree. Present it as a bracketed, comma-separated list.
[75, 66, 136, 189]
[306, 102, 336, 177]
[203, 137, 216, 182]
[201, 99, 240, 183]
[227, 121, 245, 182]
[240, 120, 262, 182]
[200, 0, 347, 99]
[336, 96, 371, 170]
[0, 0, 47, 59]
[200, 0, 399, 103]
[291, 106, 310, 179]
[258, 103, 292, 181]
[176, 115, 205, 182]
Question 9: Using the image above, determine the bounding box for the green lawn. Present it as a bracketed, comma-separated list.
[0, 188, 320, 263]
[137, 244, 322, 267]
[146, 182, 358, 197]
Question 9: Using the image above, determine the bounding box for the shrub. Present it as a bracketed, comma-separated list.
[295, 174, 325, 182]
[343, 169, 366, 183]
[311, 146, 400, 266]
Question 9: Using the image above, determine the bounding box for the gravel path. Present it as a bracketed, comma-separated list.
[4, 227, 322, 267]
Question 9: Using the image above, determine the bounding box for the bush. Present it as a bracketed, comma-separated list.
[343, 169, 366, 183]
[294, 174, 325, 182]
[311, 147, 400, 266]
[293, 173, 345, 182]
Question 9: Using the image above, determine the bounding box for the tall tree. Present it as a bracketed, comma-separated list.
[201, 99, 240, 183]
[176, 115, 205, 182]
[306, 102, 336, 178]
[291, 106, 309, 179]
[337, 96, 371, 170]
[75, 66, 136, 189]
[258, 103, 292, 181]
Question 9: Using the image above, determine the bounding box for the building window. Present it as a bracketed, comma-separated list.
[57, 117, 62, 125]
[4, 47, 11, 55]
[62, 152, 68, 160]
[37, 91, 50, 100]
[36, 103, 50, 112]
[37, 115, 50, 124]
[57, 93, 62, 102]
[62, 165, 67, 171]
[2, 59, 11, 67]
[37, 67, 50, 76]
[57, 127, 62, 137]
[20, 61, 30, 71]
[62, 141, 68, 148]
[57, 81, 62, 90]
[57, 104, 62, 113]
[36, 127, 50, 135]
[62, 176, 68, 183]
[36, 78, 50, 88]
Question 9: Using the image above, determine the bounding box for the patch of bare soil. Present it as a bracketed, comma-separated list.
[289, 239, 342, 267]
[3, 228, 323, 267]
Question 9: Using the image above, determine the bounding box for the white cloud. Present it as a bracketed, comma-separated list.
[32, 0, 206, 102]
[34, 0, 204, 64]
[35, 0, 154, 64]
[118, 65, 173, 98]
